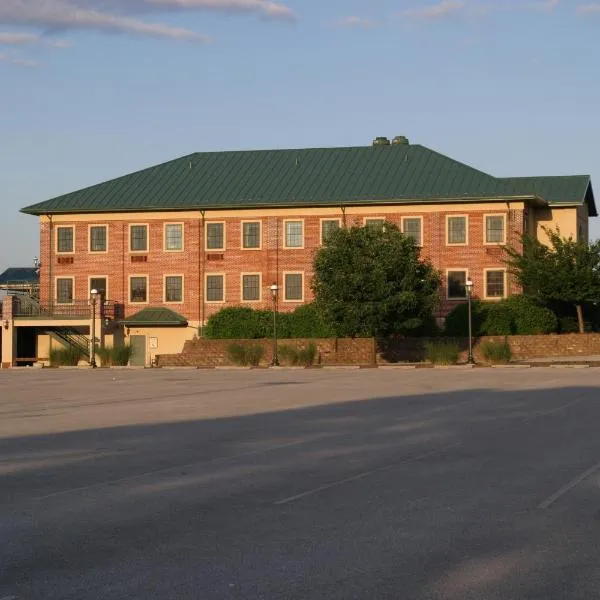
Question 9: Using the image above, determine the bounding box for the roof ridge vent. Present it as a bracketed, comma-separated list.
[392, 136, 409, 145]
[372, 136, 391, 147]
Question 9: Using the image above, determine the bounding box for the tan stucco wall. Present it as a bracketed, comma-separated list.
[533, 207, 579, 245]
[124, 325, 197, 366]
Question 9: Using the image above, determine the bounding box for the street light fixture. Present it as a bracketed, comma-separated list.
[465, 278, 474, 365]
[90, 288, 99, 368]
[269, 283, 279, 367]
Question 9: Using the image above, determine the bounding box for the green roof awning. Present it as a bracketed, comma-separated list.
[121, 307, 188, 327]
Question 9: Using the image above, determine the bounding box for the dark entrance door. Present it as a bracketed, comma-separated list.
[130, 335, 146, 367]
[16, 327, 37, 366]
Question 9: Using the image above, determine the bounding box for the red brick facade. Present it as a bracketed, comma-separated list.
[38, 204, 526, 323]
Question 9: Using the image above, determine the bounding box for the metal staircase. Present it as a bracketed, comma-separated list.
[50, 328, 91, 357]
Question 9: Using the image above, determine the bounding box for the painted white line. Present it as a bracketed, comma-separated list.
[538, 459, 600, 509]
[274, 443, 461, 506]
[524, 397, 583, 423]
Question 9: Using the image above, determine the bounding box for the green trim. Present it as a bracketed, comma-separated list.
[121, 307, 188, 327]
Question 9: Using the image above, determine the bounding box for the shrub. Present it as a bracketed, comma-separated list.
[95, 345, 112, 367]
[480, 340, 512, 364]
[481, 302, 514, 336]
[504, 296, 557, 335]
[50, 346, 82, 366]
[226, 343, 265, 366]
[111, 344, 132, 366]
[424, 341, 460, 365]
[278, 344, 300, 366]
[443, 302, 488, 337]
[298, 342, 318, 366]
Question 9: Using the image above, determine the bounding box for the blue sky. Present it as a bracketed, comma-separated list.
[1, 0, 600, 271]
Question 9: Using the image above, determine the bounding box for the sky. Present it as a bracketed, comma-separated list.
[1, 0, 600, 272]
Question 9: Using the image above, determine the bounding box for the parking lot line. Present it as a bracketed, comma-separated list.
[538, 459, 600, 509]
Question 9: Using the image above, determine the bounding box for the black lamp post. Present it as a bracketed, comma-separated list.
[465, 278, 474, 364]
[270, 283, 279, 366]
[90, 288, 98, 368]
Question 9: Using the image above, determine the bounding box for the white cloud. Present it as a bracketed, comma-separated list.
[0, 31, 71, 47]
[338, 15, 377, 29]
[576, 3, 600, 13]
[399, 0, 466, 19]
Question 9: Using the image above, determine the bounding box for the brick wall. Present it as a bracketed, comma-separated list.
[157, 337, 375, 367]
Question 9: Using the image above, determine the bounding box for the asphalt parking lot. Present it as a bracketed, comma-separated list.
[1, 367, 600, 599]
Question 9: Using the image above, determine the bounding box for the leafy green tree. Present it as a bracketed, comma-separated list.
[506, 227, 600, 333]
[312, 222, 441, 337]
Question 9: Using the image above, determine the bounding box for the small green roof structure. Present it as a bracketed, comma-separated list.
[121, 307, 188, 327]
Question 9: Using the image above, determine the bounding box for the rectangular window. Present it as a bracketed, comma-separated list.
[130, 276, 147, 303]
[242, 274, 260, 301]
[321, 219, 340, 244]
[57, 227, 74, 253]
[365, 218, 385, 229]
[206, 223, 225, 250]
[242, 222, 261, 249]
[285, 273, 303, 301]
[165, 276, 183, 302]
[165, 224, 183, 251]
[285, 221, 304, 248]
[402, 217, 422, 246]
[447, 270, 467, 299]
[90, 277, 107, 299]
[89, 226, 107, 252]
[485, 215, 505, 244]
[486, 270, 505, 298]
[130, 225, 148, 252]
[206, 274, 224, 302]
[56, 278, 73, 304]
[447, 216, 467, 245]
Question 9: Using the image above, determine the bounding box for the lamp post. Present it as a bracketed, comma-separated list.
[270, 283, 279, 367]
[90, 288, 98, 368]
[465, 278, 474, 365]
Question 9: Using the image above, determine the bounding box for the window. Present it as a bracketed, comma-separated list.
[402, 217, 422, 246]
[56, 278, 73, 304]
[284, 273, 303, 301]
[165, 224, 183, 251]
[321, 219, 340, 244]
[130, 225, 148, 252]
[242, 222, 261, 249]
[365, 218, 385, 229]
[447, 270, 467, 299]
[242, 274, 260, 301]
[90, 278, 107, 299]
[486, 270, 505, 298]
[206, 223, 225, 250]
[57, 227, 74, 253]
[285, 221, 304, 248]
[447, 216, 467, 245]
[485, 215, 505, 244]
[89, 226, 107, 252]
[165, 276, 183, 302]
[130, 276, 147, 303]
[206, 274, 224, 302]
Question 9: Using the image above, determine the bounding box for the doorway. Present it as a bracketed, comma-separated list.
[130, 335, 146, 367]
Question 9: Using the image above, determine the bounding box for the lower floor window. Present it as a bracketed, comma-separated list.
[486, 270, 505, 298]
[130, 276, 147, 303]
[206, 274, 224, 302]
[285, 273, 303, 301]
[56, 278, 73, 304]
[447, 270, 467, 299]
[165, 276, 183, 302]
[242, 274, 260, 301]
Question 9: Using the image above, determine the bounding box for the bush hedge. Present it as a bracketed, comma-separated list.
[424, 341, 460, 365]
[480, 340, 512, 364]
[226, 343, 265, 366]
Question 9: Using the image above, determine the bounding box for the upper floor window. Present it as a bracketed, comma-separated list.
[165, 275, 183, 303]
[321, 219, 341, 244]
[284, 272, 304, 301]
[165, 224, 183, 251]
[130, 225, 148, 252]
[89, 225, 107, 252]
[365, 218, 385, 230]
[485, 215, 505, 244]
[242, 222, 261, 249]
[206, 274, 224, 302]
[285, 221, 304, 248]
[402, 217, 422, 246]
[447, 270, 467, 299]
[56, 278, 74, 304]
[485, 270, 506, 298]
[90, 277, 107, 299]
[447, 216, 467, 245]
[242, 274, 261, 301]
[206, 223, 225, 250]
[130, 276, 148, 303]
[57, 226, 74, 253]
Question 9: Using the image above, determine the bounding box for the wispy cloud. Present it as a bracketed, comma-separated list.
[530, 0, 560, 11]
[576, 3, 600, 13]
[337, 15, 377, 29]
[399, 0, 466, 19]
[0, 31, 71, 47]
[0, 51, 40, 67]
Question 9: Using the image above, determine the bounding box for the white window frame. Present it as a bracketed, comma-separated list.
[88, 276, 109, 301]
[164, 223, 184, 252]
[401, 216, 423, 247]
[363, 217, 386, 228]
[283, 271, 304, 302]
[283, 219, 304, 249]
[205, 221, 226, 251]
[163, 274, 184, 304]
[56, 226, 75, 254]
[129, 224, 149, 253]
[55, 276, 75, 305]
[88, 224, 108, 254]
[484, 214, 506, 245]
[241, 220, 262, 250]
[446, 215, 469, 246]
[446, 269, 469, 300]
[320, 218, 342, 245]
[205, 273, 225, 303]
[484, 268, 507, 300]
[240, 272, 262, 303]
[129, 274, 149, 304]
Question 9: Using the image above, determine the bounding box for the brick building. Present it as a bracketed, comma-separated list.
[2, 137, 596, 367]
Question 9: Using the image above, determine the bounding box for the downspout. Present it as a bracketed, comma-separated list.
[47, 214, 53, 306]
[276, 217, 280, 312]
[506, 201, 512, 297]
[341, 205, 347, 227]
[199, 210, 206, 337]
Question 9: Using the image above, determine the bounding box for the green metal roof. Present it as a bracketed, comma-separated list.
[20, 144, 596, 216]
[121, 307, 188, 327]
